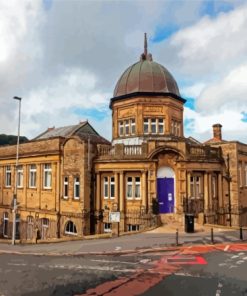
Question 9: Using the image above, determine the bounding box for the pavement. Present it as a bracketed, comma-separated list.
[0, 222, 246, 256]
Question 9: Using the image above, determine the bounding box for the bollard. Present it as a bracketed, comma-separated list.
[176, 228, 179, 246]
[211, 228, 214, 244]
[240, 227, 243, 240]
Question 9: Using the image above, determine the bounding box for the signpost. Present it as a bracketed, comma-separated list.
[109, 212, 120, 236]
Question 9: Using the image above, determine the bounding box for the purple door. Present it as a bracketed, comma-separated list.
[157, 177, 174, 213]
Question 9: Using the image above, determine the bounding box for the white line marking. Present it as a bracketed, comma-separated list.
[224, 245, 230, 252]
[8, 263, 27, 266]
[229, 265, 238, 269]
[238, 252, 245, 256]
[236, 260, 244, 264]
[115, 246, 122, 251]
[231, 255, 239, 259]
[91, 259, 137, 265]
[242, 257, 247, 260]
[218, 263, 227, 266]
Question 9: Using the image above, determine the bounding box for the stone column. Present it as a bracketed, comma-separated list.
[204, 172, 209, 211]
[187, 171, 191, 197]
[141, 171, 147, 210]
[119, 171, 124, 211]
[208, 173, 212, 210]
[114, 172, 119, 208]
[218, 173, 223, 207]
[96, 173, 101, 211]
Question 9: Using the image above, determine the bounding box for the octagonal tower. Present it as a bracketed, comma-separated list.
[110, 33, 186, 145]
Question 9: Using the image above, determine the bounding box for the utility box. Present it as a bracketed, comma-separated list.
[185, 214, 194, 233]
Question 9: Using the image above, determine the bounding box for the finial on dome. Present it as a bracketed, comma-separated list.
[140, 33, 153, 61]
[144, 32, 147, 56]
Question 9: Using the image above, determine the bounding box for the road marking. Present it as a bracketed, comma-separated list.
[37, 264, 136, 273]
[115, 246, 122, 251]
[224, 245, 230, 252]
[139, 259, 151, 264]
[238, 252, 245, 256]
[174, 272, 202, 278]
[218, 263, 227, 266]
[91, 259, 137, 265]
[242, 257, 247, 260]
[164, 256, 207, 265]
[229, 265, 237, 269]
[8, 263, 27, 266]
[231, 255, 239, 259]
[236, 260, 244, 264]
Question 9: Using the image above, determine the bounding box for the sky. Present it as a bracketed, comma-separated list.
[0, 0, 247, 143]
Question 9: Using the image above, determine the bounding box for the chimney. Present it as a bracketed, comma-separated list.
[47, 126, 55, 131]
[212, 123, 222, 141]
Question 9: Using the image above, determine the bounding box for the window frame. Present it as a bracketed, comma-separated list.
[63, 176, 69, 199]
[110, 176, 115, 199]
[29, 164, 37, 188]
[5, 165, 11, 187]
[43, 163, 52, 189]
[74, 176, 80, 200]
[126, 176, 141, 200]
[190, 175, 202, 198]
[104, 222, 112, 233]
[65, 221, 77, 235]
[17, 165, 23, 188]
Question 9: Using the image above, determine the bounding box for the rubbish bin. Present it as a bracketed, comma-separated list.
[185, 214, 194, 233]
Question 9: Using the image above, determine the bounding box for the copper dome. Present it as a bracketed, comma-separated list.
[113, 60, 180, 97]
[113, 34, 180, 98]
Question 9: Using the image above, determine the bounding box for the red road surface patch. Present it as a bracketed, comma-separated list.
[165, 256, 207, 265]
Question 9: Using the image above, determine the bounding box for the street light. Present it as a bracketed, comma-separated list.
[223, 153, 232, 227]
[12, 96, 22, 245]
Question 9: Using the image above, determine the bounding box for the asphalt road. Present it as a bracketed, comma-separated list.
[0, 248, 247, 296]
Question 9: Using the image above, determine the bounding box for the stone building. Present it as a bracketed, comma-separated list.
[0, 121, 109, 240]
[0, 35, 247, 241]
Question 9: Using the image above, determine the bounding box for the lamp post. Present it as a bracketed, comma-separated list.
[12, 96, 22, 245]
[223, 153, 232, 227]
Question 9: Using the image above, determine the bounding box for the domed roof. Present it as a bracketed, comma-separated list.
[113, 34, 180, 98]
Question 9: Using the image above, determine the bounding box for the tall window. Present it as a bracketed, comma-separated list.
[74, 177, 80, 199]
[158, 119, 164, 134]
[124, 120, 129, 135]
[104, 177, 109, 199]
[64, 176, 69, 199]
[103, 176, 115, 199]
[134, 177, 141, 198]
[29, 164, 37, 188]
[126, 176, 141, 199]
[144, 118, 149, 134]
[119, 121, 124, 136]
[127, 177, 133, 199]
[110, 177, 115, 199]
[151, 119, 156, 134]
[131, 119, 136, 134]
[43, 164, 52, 189]
[17, 165, 23, 188]
[5, 165, 11, 187]
[190, 176, 201, 198]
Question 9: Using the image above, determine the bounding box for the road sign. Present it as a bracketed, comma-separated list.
[109, 212, 120, 223]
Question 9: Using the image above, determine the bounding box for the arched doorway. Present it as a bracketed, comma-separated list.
[157, 167, 175, 213]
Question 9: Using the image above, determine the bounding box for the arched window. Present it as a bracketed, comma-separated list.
[65, 221, 77, 235]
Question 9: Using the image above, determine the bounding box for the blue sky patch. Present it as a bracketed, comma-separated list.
[200, 0, 234, 18]
[241, 111, 247, 122]
[151, 24, 179, 43]
[184, 97, 196, 110]
[43, 0, 53, 11]
[184, 118, 195, 134]
[73, 108, 109, 121]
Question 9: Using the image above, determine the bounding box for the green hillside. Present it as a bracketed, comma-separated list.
[0, 134, 29, 146]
